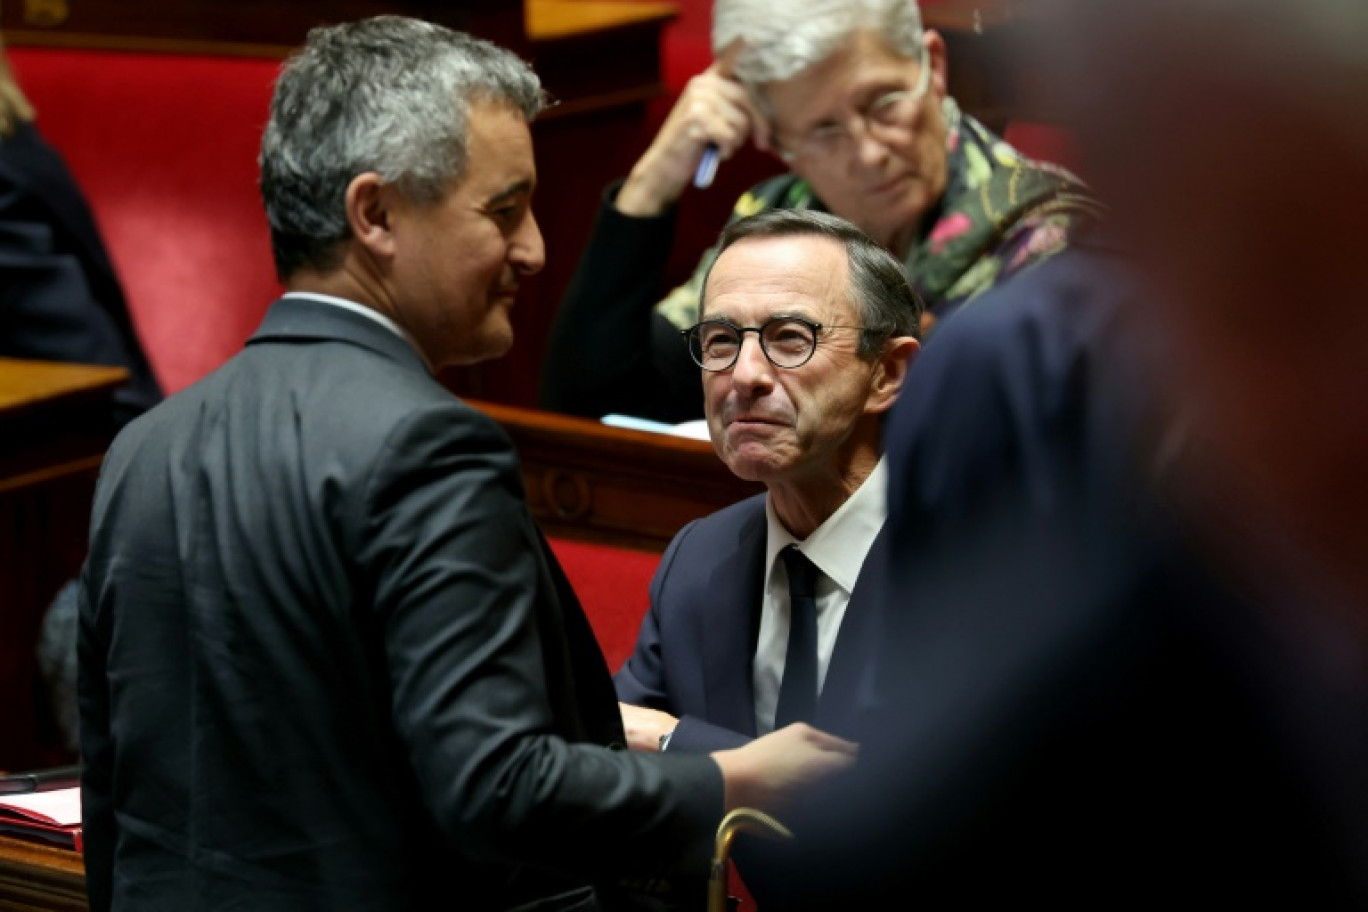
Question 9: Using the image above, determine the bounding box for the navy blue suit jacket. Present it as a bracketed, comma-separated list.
[614, 493, 889, 752]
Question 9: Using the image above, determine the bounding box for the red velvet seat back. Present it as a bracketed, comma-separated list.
[546, 536, 659, 672]
[9, 47, 283, 393]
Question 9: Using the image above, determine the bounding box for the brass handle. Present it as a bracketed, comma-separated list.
[707, 808, 793, 912]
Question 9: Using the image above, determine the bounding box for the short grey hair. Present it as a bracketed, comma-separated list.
[712, 0, 923, 87]
[259, 16, 544, 280]
[703, 209, 923, 351]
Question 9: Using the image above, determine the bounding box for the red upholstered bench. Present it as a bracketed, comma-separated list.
[9, 47, 283, 394]
[546, 536, 659, 672]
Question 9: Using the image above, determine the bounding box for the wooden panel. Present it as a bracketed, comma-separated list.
[449, 3, 680, 407]
[0, 0, 525, 57]
[530, 2, 675, 119]
[0, 361, 127, 418]
[527, 0, 676, 42]
[0, 360, 125, 773]
[0, 836, 85, 912]
[471, 400, 761, 551]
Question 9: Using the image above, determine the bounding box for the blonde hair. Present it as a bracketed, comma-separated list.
[0, 40, 36, 137]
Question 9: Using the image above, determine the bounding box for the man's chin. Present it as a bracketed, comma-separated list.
[484, 329, 515, 361]
[440, 328, 515, 369]
[722, 447, 785, 484]
[725, 463, 772, 484]
[472, 316, 516, 359]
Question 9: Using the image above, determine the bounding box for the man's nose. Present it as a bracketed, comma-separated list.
[730, 332, 774, 390]
[511, 210, 545, 276]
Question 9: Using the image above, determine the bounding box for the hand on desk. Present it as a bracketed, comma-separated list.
[619, 702, 679, 752]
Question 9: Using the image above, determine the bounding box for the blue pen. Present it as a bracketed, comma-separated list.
[693, 144, 720, 189]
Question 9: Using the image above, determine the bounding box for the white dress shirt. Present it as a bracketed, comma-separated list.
[753, 458, 888, 734]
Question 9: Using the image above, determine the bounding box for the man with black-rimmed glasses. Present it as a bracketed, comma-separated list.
[616, 208, 919, 757]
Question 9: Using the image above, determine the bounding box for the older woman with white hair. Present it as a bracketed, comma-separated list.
[542, 0, 1100, 422]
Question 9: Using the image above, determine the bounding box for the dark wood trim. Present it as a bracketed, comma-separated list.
[0, 0, 526, 57]
[0, 836, 86, 911]
[0, 29, 293, 58]
[470, 400, 761, 552]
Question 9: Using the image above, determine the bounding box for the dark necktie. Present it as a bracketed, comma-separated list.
[775, 545, 820, 727]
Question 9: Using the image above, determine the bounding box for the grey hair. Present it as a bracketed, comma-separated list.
[259, 16, 544, 280]
[712, 0, 923, 87]
[703, 209, 923, 350]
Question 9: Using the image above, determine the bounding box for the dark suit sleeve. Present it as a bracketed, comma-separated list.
[665, 717, 751, 753]
[76, 565, 114, 912]
[616, 521, 754, 754]
[538, 182, 703, 423]
[357, 403, 722, 879]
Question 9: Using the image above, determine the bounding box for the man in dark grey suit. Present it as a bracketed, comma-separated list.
[614, 210, 921, 753]
[76, 18, 853, 912]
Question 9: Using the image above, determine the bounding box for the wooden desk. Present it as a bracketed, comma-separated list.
[472, 400, 760, 551]
[0, 359, 127, 773]
[0, 835, 85, 911]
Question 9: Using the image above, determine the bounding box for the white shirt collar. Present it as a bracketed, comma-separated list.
[281, 292, 419, 351]
[762, 457, 888, 594]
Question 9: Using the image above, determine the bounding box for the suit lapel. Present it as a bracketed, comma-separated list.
[817, 526, 891, 737]
[700, 503, 767, 738]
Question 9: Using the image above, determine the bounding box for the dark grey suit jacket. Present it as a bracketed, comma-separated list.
[78, 298, 722, 912]
[614, 494, 888, 752]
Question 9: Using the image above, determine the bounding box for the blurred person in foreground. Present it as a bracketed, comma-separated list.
[747, 0, 1368, 906]
[76, 18, 854, 912]
[540, 0, 1100, 423]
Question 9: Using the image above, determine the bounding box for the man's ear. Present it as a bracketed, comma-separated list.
[345, 172, 396, 261]
[865, 336, 920, 415]
[923, 29, 949, 99]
